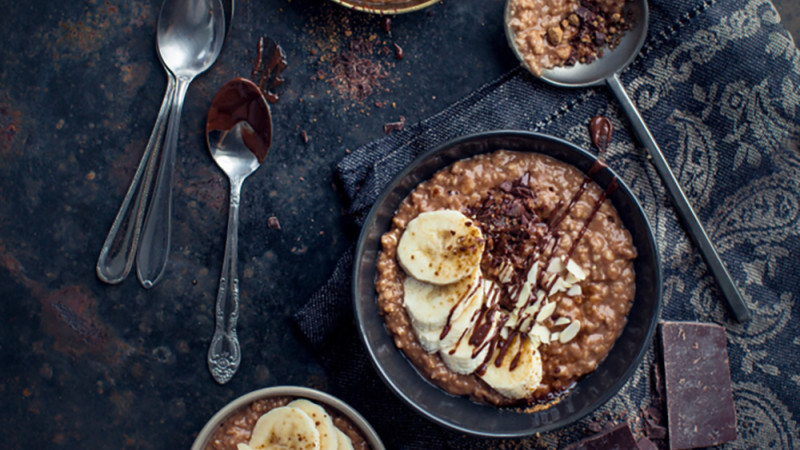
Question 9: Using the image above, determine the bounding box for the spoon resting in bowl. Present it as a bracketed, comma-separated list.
[205, 77, 273, 384]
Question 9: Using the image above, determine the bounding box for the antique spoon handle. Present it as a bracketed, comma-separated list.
[96, 73, 176, 284]
[136, 75, 192, 288]
[207, 176, 244, 384]
[607, 74, 750, 322]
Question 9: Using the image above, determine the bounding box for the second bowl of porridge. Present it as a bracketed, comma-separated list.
[353, 130, 661, 437]
[192, 386, 385, 450]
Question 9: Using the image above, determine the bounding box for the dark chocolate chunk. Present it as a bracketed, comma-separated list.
[660, 322, 737, 449]
[636, 437, 659, 450]
[564, 422, 639, 450]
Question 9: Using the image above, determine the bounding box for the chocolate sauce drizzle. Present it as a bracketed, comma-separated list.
[451, 155, 620, 403]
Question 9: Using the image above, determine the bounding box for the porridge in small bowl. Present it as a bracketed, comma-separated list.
[192, 386, 384, 450]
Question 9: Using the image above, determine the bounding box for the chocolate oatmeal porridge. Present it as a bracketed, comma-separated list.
[375, 150, 636, 407]
[507, 0, 633, 75]
[205, 396, 371, 450]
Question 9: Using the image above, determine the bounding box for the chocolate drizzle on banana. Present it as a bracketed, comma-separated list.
[398, 166, 619, 402]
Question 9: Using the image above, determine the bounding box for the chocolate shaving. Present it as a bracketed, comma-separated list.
[468, 173, 546, 308]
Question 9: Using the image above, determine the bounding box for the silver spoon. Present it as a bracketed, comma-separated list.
[505, 0, 750, 322]
[136, 0, 226, 289]
[96, 48, 177, 284]
[205, 78, 272, 384]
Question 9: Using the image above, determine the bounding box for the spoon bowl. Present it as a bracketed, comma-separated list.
[136, 0, 226, 289]
[205, 78, 273, 384]
[504, 0, 750, 322]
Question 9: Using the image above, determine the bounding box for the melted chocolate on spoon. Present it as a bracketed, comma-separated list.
[206, 77, 272, 163]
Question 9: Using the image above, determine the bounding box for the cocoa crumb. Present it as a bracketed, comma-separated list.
[267, 216, 281, 230]
[328, 38, 387, 101]
[300, 130, 308, 144]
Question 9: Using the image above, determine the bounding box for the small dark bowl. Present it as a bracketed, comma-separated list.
[353, 130, 662, 437]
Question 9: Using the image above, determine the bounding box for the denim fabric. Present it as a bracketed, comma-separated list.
[295, 0, 800, 447]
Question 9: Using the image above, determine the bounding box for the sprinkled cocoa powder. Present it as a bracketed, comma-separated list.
[329, 38, 388, 102]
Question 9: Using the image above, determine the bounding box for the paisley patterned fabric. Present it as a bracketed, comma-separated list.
[295, 0, 800, 447]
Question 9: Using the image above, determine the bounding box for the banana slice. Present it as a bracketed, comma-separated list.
[335, 429, 354, 450]
[403, 269, 482, 332]
[287, 399, 338, 450]
[438, 278, 488, 351]
[249, 406, 321, 450]
[440, 305, 502, 375]
[397, 210, 484, 285]
[411, 323, 443, 353]
[479, 334, 543, 400]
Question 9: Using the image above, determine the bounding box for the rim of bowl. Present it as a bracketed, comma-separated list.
[191, 386, 386, 450]
[352, 130, 662, 437]
[330, 0, 439, 14]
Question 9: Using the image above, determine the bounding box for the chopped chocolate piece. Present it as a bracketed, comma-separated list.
[637, 437, 659, 450]
[393, 43, 404, 60]
[383, 116, 405, 134]
[267, 216, 281, 230]
[564, 422, 639, 450]
[644, 420, 667, 440]
[661, 322, 737, 449]
[381, 16, 391, 35]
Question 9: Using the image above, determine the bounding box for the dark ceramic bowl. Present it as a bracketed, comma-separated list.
[353, 130, 662, 437]
[191, 386, 385, 449]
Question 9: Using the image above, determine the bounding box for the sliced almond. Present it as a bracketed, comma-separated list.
[536, 302, 557, 322]
[526, 262, 539, 285]
[559, 320, 581, 343]
[548, 277, 569, 296]
[516, 282, 533, 309]
[566, 259, 587, 281]
[519, 315, 534, 334]
[498, 260, 514, 284]
[551, 332, 560, 342]
[531, 324, 550, 344]
[553, 317, 571, 326]
[566, 284, 582, 297]
[546, 257, 564, 274]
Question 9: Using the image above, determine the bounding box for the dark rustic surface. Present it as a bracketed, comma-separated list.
[0, 0, 514, 448]
[0, 0, 798, 449]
